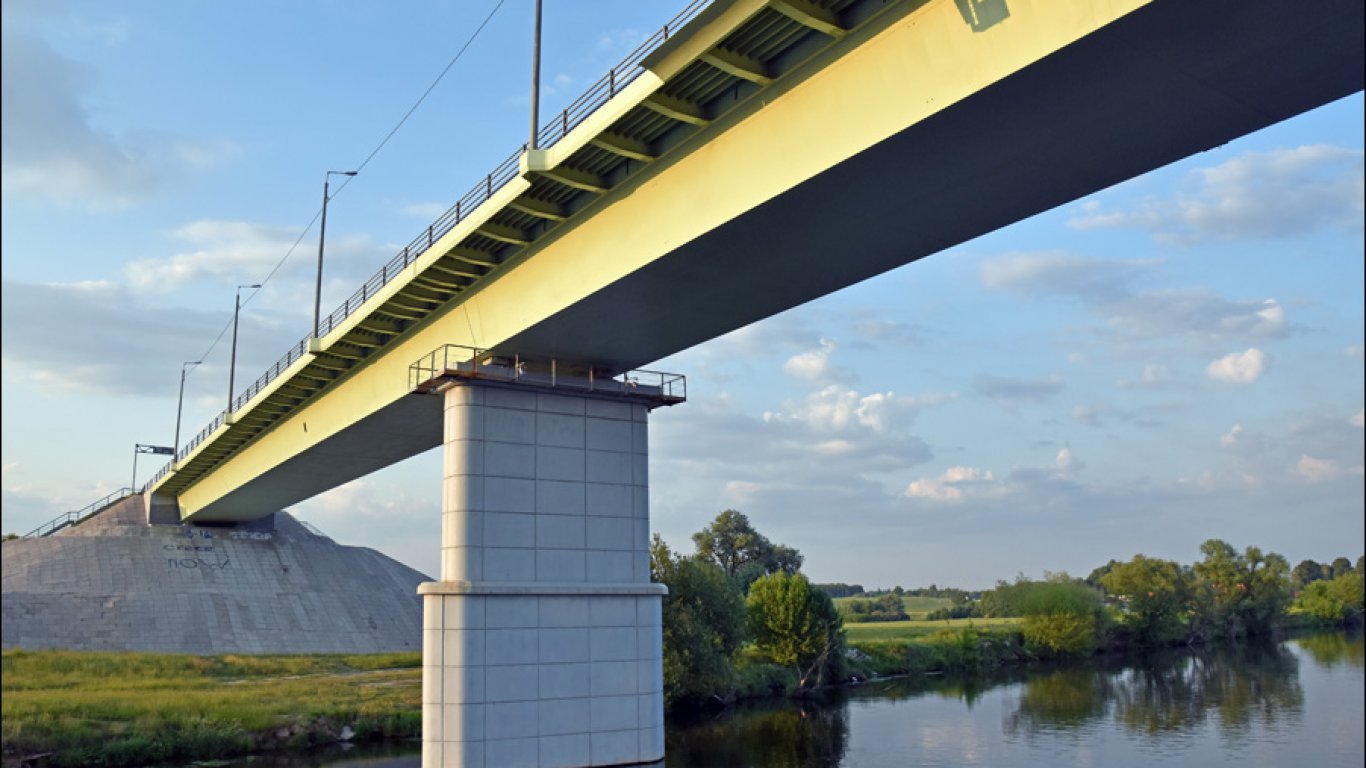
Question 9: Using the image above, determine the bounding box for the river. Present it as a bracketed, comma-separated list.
[229, 629, 1364, 768]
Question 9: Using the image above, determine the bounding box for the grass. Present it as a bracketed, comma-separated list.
[832, 595, 959, 619]
[845, 617, 1022, 643]
[898, 596, 955, 616]
[1, 649, 422, 767]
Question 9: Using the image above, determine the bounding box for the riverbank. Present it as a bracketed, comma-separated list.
[0, 650, 422, 768]
[0, 620, 1348, 767]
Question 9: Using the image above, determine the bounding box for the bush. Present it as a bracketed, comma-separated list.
[747, 572, 845, 689]
[1022, 612, 1098, 657]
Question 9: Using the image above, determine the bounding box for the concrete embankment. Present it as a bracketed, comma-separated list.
[2, 496, 427, 654]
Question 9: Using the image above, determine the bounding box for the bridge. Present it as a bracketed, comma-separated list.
[133, 0, 1361, 765]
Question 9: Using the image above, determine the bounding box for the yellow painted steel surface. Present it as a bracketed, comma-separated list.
[155, 0, 1361, 520]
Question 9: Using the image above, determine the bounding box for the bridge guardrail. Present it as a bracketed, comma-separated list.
[148, 0, 711, 493]
[24, 487, 135, 538]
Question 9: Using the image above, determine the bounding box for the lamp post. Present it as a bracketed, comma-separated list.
[173, 360, 201, 456]
[314, 170, 358, 339]
[530, 0, 543, 148]
[228, 283, 261, 414]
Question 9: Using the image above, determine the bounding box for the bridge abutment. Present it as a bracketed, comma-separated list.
[421, 381, 666, 767]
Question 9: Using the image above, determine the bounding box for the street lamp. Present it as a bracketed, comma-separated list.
[314, 170, 358, 339]
[530, 0, 543, 148]
[173, 360, 201, 456]
[228, 283, 261, 414]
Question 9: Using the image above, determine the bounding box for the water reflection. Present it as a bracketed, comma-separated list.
[665, 699, 849, 767]
[1296, 630, 1366, 669]
[663, 632, 1358, 767]
[1005, 640, 1304, 739]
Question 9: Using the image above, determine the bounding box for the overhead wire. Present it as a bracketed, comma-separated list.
[186, 0, 510, 377]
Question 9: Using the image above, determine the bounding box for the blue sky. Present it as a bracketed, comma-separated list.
[3, 0, 1362, 589]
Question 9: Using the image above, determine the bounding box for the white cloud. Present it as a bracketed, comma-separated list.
[1347, 345, 1364, 359]
[1296, 455, 1340, 483]
[904, 466, 995, 502]
[1106, 293, 1290, 344]
[782, 338, 838, 381]
[1351, 410, 1364, 428]
[122, 219, 354, 294]
[1069, 145, 1365, 243]
[979, 253, 1290, 348]
[762, 385, 954, 436]
[1056, 448, 1083, 473]
[1206, 348, 1269, 383]
[1220, 424, 1244, 447]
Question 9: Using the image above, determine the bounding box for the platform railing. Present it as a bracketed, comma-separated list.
[408, 343, 687, 404]
[24, 487, 135, 538]
[148, 0, 711, 492]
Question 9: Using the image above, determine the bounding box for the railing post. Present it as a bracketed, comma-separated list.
[609, 68, 616, 95]
[428, 226, 434, 248]
[486, 174, 493, 197]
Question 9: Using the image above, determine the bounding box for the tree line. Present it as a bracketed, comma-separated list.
[922, 541, 1364, 655]
[651, 510, 1365, 705]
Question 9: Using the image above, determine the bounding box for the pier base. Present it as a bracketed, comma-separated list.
[421, 381, 666, 767]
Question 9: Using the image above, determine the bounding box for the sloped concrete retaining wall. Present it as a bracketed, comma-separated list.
[1, 496, 428, 654]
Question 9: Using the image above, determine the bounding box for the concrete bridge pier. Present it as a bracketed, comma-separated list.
[420, 379, 668, 767]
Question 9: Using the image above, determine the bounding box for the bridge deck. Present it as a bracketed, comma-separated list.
[146, 0, 1364, 521]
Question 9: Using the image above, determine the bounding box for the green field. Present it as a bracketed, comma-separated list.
[1, 650, 422, 767]
[833, 594, 955, 618]
[844, 617, 1023, 643]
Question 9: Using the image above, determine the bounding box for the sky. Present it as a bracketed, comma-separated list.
[2, 0, 1362, 590]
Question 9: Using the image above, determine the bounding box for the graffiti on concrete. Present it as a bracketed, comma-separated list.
[167, 557, 231, 570]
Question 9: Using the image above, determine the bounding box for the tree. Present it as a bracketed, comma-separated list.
[746, 571, 844, 690]
[1329, 557, 1353, 580]
[813, 583, 865, 599]
[1086, 559, 1121, 589]
[1291, 559, 1325, 590]
[692, 509, 803, 591]
[1357, 556, 1365, 577]
[650, 536, 747, 703]
[1191, 539, 1291, 638]
[1099, 554, 1190, 646]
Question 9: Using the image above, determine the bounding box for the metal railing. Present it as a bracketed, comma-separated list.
[146, 0, 711, 492]
[24, 487, 135, 538]
[408, 344, 687, 403]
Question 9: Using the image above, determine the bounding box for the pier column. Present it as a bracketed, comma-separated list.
[421, 380, 666, 768]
